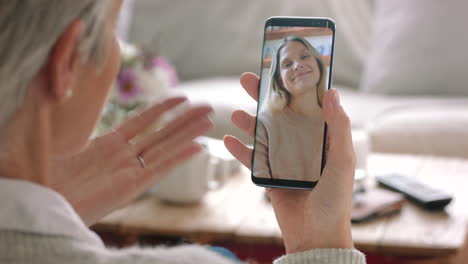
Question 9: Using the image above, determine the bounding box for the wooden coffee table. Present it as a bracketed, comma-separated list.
[92, 154, 468, 263]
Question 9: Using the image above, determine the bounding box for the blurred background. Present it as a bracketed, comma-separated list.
[96, 1, 468, 264]
[117, 0, 468, 159]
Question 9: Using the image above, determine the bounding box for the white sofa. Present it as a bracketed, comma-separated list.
[124, 0, 468, 159]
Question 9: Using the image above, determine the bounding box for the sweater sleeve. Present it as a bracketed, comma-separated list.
[101, 244, 243, 264]
[0, 231, 242, 264]
[1, 230, 365, 264]
[252, 117, 272, 179]
[273, 249, 366, 264]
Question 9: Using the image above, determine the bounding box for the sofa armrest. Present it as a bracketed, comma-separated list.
[367, 104, 468, 159]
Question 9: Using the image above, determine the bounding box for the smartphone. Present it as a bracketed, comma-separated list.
[252, 17, 336, 189]
[351, 188, 405, 223]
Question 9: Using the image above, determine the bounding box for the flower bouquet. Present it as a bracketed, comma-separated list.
[95, 41, 178, 136]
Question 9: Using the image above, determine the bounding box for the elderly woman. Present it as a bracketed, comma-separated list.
[0, 1, 365, 263]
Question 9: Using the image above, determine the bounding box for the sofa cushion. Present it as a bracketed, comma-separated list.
[360, 0, 468, 96]
[367, 104, 468, 158]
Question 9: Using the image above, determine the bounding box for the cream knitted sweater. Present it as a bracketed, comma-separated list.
[0, 178, 366, 264]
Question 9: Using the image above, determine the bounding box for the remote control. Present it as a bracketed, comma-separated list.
[376, 173, 453, 210]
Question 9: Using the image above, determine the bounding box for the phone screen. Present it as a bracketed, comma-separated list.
[252, 17, 335, 189]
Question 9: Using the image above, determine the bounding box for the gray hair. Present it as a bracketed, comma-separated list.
[0, 0, 113, 127]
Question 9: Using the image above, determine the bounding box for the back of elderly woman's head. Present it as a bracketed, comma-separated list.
[0, 0, 112, 128]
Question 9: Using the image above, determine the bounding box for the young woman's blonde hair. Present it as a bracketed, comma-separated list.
[267, 36, 326, 112]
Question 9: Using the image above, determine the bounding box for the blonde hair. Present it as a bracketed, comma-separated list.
[267, 36, 326, 112]
[0, 0, 113, 128]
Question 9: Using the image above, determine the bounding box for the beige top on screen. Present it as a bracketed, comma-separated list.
[253, 107, 325, 182]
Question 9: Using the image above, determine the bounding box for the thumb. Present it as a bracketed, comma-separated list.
[322, 89, 355, 172]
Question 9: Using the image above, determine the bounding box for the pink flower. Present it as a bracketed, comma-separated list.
[144, 56, 178, 88]
[117, 69, 140, 103]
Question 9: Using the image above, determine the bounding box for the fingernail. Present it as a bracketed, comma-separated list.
[332, 89, 340, 107]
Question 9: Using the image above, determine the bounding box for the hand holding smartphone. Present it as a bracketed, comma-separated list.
[252, 17, 336, 189]
[224, 17, 357, 253]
